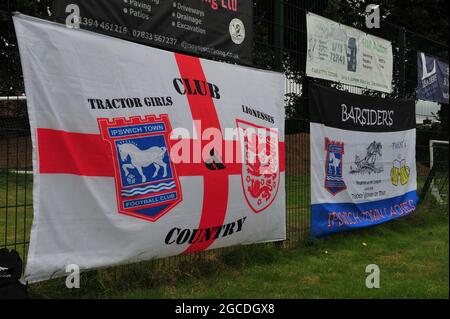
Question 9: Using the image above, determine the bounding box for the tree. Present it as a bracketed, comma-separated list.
[0, 0, 52, 95]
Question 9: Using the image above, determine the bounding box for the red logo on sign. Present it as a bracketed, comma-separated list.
[237, 119, 280, 213]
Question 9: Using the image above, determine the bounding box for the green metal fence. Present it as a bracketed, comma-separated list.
[0, 0, 448, 271]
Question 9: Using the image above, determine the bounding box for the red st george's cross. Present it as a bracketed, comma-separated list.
[37, 54, 285, 254]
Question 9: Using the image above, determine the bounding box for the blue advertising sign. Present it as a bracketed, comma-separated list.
[417, 52, 449, 104]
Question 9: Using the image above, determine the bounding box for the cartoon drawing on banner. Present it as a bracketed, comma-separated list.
[324, 138, 346, 195]
[350, 141, 384, 174]
[237, 120, 280, 213]
[391, 159, 411, 186]
[98, 115, 182, 222]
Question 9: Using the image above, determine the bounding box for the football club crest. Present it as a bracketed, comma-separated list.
[324, 137, 346, 195]
[237, 120, 280, 213]
[98, 115, 182, 222]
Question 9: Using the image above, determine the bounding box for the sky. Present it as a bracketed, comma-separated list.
[416, 100, 442, 124]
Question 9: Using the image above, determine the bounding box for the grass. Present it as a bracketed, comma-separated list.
[28, 201, 448, 299]
[0, 171, 33, 254]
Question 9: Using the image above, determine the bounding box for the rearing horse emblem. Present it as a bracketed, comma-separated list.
[324, 138, 346, 196]
[98, 115, 182, 222]
[118, 143, 168, 182]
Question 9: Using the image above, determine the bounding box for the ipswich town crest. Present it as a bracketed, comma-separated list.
[98, 115, 182, 222]
[324, 137, 346, 195]
[237, 119, 280, 213]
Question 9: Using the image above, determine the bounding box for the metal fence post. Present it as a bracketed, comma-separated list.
[274, 0, 284, 71]
[398, 27, 406, 98]
[274, 0, 286, 248]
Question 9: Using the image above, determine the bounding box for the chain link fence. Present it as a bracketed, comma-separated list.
[0, 0, 448, 271]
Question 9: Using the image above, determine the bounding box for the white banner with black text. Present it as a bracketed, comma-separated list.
[309, 84, 417, 238]
[13, 14, 285, 283]
[306, 12, 393, 93]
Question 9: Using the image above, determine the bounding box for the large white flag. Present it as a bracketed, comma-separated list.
[13, 14, 286, 283]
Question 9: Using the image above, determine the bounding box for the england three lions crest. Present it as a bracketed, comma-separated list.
[324, 137, 346, 196]
[237, 120, 280, 213]
[98, 115, 182, 222]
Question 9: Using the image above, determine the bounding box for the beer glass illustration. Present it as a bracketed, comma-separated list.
[391, 159, 410, 186]
[399, 159, 411, 185]
[391, 159, 401, 186]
